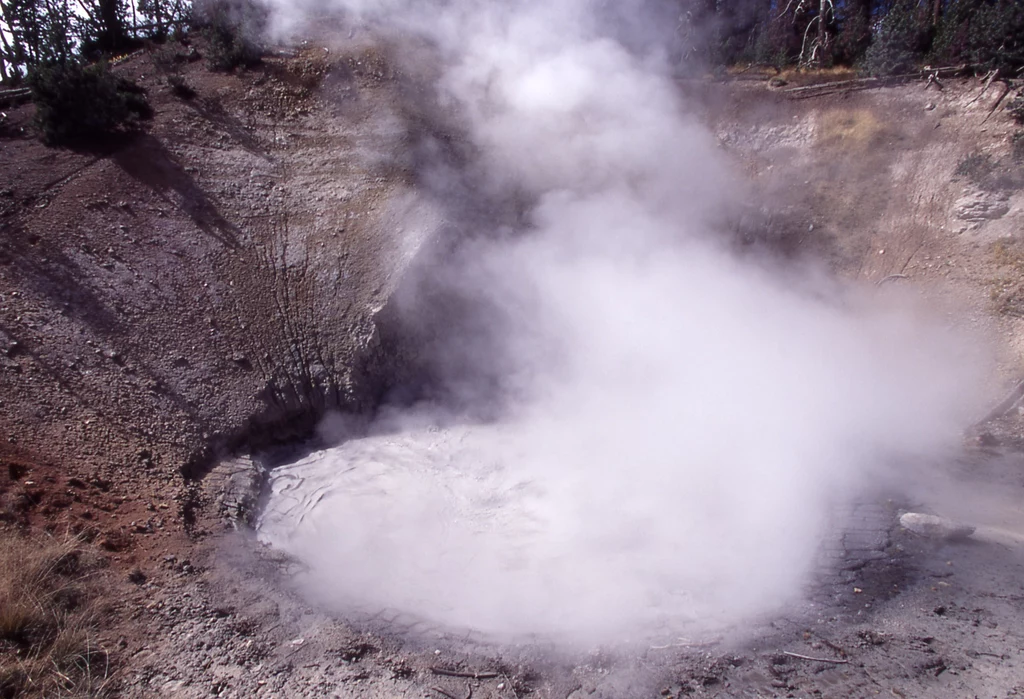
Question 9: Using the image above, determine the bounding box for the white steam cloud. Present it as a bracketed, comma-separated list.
[256, 0, 986, 642]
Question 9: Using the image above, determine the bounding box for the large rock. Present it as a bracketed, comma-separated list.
[899, 512, 975, 541]
[955, 191, 1010, 222]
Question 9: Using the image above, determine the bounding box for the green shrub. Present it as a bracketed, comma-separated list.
[933, 0, 1024, 73]
[195, 0, 268, 72]
[28, 61, 151, 145]
[753, 20, 796, 70]
[205, 23, 263, 71]
[963, 1, 1024, 73]
[861, 0, 931, 76]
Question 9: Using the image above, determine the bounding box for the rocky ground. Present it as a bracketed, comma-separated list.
[2, 30, 1024, 697]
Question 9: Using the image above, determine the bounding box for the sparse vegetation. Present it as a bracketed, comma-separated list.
[955, 152, 995, 183]
[955, 147, 1024, 192]
[0, 531, 110, 698]
[28, 60, 151, 146]
[1009, 92, 1024, 125]
[167, 73, 196, 99]
[860, 0, 929, 76]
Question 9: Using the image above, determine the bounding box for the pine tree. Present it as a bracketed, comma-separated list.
[75, 0, 132, 56]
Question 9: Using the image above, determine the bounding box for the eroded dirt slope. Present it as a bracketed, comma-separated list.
[1, 37, 430, 518]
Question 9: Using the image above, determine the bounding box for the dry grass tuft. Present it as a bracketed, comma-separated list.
[815, 108, 886, 152]
[0, 530, 111, 698]
[777, 66, 859, 84]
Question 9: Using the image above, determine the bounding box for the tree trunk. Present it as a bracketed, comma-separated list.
[98, 0, 125, 52]
[0, 8, 15, 80]
[156, 0, 165, 39]
[817, 0, 828, 48]
[932, 0, 942, 27]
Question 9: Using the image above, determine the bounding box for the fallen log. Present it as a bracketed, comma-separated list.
[0, 88, 31, 106]
[781, 64, 977, 99]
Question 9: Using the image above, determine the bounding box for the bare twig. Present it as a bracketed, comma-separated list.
[430, 668, 501, 680]
[966, 650, 1005, 659]
[782, 651, 849, 664]
[502, 672, 521, 699]
[431, 687, 458, 699]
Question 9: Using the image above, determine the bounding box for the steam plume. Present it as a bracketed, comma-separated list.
[256, 0, 986, 642]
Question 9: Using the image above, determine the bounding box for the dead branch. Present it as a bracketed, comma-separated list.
[967, 69, 998, 106]
[978, 379, 1024, 424]
[431, 688, 458, 699]
[430, 668, 501, 680]
[981, 81, 1012, 123]
[776, 0, 808, 20]
[782, 651, 849, 664]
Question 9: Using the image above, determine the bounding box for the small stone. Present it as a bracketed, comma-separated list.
[899, 512, 975, 541]
[925, 102, 936, 110]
